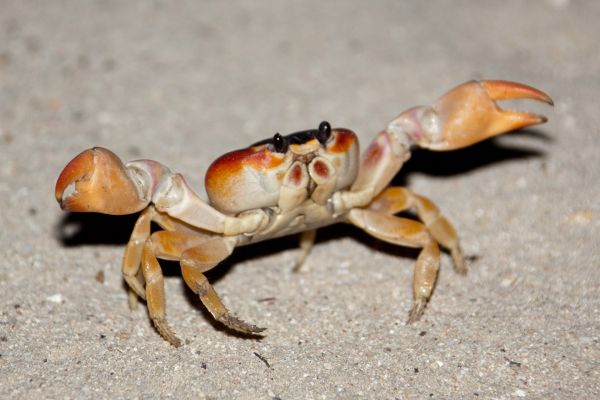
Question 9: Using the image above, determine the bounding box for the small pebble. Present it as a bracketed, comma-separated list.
[564, 210, 594, 226]
[45, 294, 64, 303]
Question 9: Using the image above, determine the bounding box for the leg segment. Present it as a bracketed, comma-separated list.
[138, 229, 222, 346]
[127, 217, 207, 347]
[347, 208, 441, 322]
[180, 238, 265, 334]
[141, 240, 181, 347]
[122, 206, 177, 309]
[293, 229, 317, 273]
[149, 231, 265, 335]
[123, 207, 155, 304]
[368, 187, 465, 274]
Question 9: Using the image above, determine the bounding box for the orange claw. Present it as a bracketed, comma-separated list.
[392, 80, 553, 151]
[55, 147, 148, 215]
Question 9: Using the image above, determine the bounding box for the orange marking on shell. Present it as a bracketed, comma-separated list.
[245, 148, 285, 171]
[330, 129, 356, 153]
[205, 147, 284, 196]
[205, 148, 252, 196]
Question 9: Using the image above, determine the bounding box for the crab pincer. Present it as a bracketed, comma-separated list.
[55, 147, 150, 215]
[389, 80, 553, 151]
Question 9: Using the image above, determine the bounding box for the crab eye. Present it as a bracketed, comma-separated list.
[317, 121, 332, 144]
[272, 133, 288, 153]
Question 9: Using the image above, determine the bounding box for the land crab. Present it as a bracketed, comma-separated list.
[55, 80, 552, 346]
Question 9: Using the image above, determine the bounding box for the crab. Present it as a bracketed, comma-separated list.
[55, 80, 552, 347]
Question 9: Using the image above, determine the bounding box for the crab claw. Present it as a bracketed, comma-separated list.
[55, 147, 149, 215]
[390, 80, 553, 151]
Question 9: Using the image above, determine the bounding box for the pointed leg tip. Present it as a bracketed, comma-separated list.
[292, 261, 309, 273]
[407, 300, 427, 324]
[153, 318, 183, 347]
[221, 315, 266, 335]
[451, 249, 467, 275]
[252, 326, 267, 334]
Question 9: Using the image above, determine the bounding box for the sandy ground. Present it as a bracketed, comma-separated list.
[1, 1, 598, 399]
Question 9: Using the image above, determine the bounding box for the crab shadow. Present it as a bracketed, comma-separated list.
[55, 130, 549, 337]
[57, 212, 139, 246]
[391, 129, 551, 185]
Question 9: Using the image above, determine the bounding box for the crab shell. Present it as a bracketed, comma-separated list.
[205, 127, 359, 214]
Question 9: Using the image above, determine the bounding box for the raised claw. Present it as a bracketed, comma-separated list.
[55, 147, 150, 215]
[389, 80, 553, 151]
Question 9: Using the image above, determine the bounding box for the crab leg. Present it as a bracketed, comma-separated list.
[293, 229, 317, 272]
[346, 209, 441, 322]
[342, 80, 552, 209]
[122, 207, 155, 307]
[180, 236, 264, 333]
[368, 187, 465, 274]
[122, 206, 179, 309]
[132, 225, 217, 346]
[147, 231, 265, 337]
[141, 240, 182, 347]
